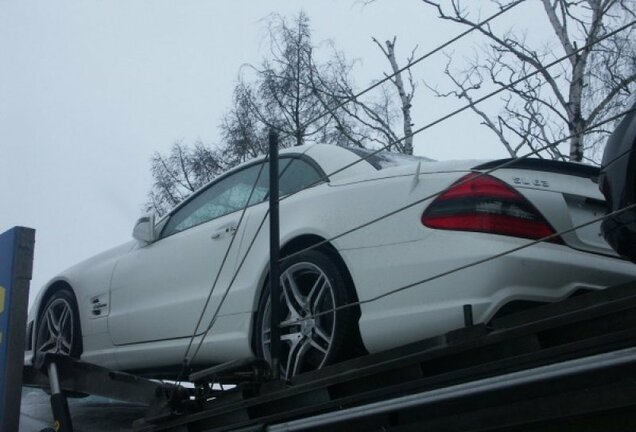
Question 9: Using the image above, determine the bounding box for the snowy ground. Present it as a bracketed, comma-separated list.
[19, 386, 147, 431]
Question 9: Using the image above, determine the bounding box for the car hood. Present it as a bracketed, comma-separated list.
[58, 240, 138, 277]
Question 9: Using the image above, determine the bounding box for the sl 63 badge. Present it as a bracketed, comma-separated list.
[512, 177, 550, 188]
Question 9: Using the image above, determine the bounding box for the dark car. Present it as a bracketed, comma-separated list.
[599, 96, 636, 262]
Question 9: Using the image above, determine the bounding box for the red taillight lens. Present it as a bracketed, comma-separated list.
[422, 173, 563, 244]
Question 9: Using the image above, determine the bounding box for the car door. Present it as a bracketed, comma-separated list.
[108, 162, 269, 345]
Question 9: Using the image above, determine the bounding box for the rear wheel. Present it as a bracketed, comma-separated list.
[255, 250, 359, 379]
[35, 289, 81, 359]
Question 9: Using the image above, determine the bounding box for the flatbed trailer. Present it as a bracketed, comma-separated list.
[22, 279, 636, 431]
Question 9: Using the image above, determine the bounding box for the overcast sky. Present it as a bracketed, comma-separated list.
[0, 0, 552, 300]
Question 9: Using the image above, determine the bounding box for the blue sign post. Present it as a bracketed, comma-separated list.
[0, 227, 35, 432]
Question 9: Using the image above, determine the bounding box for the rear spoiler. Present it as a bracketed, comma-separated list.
[472, 158, 600, 181]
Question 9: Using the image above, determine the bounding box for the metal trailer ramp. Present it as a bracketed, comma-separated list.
[21, 280, 636, 431]
[22, 353, 190, 431]
[127, 280, 636, 432]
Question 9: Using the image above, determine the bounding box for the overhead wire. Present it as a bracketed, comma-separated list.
[177, 14, 635, 374]
[175, 152, 314, 383]
[276, 19, 636, 264]
[186, 208, 271, 367]
[173, 155, 269, 386]
[182, 105, 635, 372]
[174, 0, 529, 374]
[289, 201, 636, 324]
[264, 1, 530, 147]
[299, 0, 528, 134]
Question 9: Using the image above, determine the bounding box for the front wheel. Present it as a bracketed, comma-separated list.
[35, 289, 82, 360]
[255, 250, 360, 379]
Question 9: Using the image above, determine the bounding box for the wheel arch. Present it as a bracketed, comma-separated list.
[255, 234, 361, 309]
[282, 235, 361, 307]
[37, 280, 76, 317]
[250, 233, 364, 354]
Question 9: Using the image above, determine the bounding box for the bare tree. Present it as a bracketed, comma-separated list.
[238, 14, 421, 154]
[145, 142, 226, 216]
[238, 12, 332, 147]
[423, 0, 636, 162]
[145, 13, 424, 215]
[310, 37, 419, 154]
[372, 37, 418, 154]
[220, 85, 268, 165]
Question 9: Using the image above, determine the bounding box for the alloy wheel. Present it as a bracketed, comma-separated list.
[260, 262, 337, 379]
[37, 298, 75, 356]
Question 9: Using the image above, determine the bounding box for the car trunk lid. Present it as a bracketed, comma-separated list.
[473, 158, 617, 257]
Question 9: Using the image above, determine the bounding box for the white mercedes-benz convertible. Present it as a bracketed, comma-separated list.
[26, 144, 636, 378]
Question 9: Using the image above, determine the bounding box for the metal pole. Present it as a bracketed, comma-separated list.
[48, 361, 74, 432]
[268, 130, 281, 380]
[0, 227, 35, 432]
[463, 304, 474, 327]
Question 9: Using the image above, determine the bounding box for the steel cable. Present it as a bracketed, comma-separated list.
[276, 19, 636, 264]
[172, 0, 529, 375]
[177, 16, 635, 375]
[173, 156, 268, 386]
[296, 0, 528, 137]
[182, 106, 634, 371]
[289, 202, 636, 324]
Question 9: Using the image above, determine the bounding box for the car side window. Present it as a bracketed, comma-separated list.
[161, 156, 325, 238]
[162, 163, 269, 237]
[278, 158, 324, 195]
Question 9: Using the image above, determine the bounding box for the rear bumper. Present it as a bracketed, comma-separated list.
[341, 231, 636, 353]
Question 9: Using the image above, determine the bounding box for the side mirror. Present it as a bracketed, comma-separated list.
[132, 214, 156, 243]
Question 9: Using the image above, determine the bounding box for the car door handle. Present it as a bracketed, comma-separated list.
[211, 225, 237, 240]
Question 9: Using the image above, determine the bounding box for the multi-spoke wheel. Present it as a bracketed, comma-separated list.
[35, 289, 81, 360]
[255, 250, 360, 379]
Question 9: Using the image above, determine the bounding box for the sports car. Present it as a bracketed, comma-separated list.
[25, 144, 636, 378]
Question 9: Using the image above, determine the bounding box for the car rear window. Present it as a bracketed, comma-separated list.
[344, 146, 434, 170]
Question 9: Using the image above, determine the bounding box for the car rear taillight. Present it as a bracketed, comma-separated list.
[422, 173, 563, 244]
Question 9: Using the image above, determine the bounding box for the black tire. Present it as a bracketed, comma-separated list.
[34, 289, 82, 361]
[255, 249, 360, 379]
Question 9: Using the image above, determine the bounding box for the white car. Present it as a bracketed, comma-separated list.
[26, 144, 636, 378]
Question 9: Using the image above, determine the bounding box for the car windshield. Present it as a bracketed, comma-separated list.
[344, 146, 435, 170]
